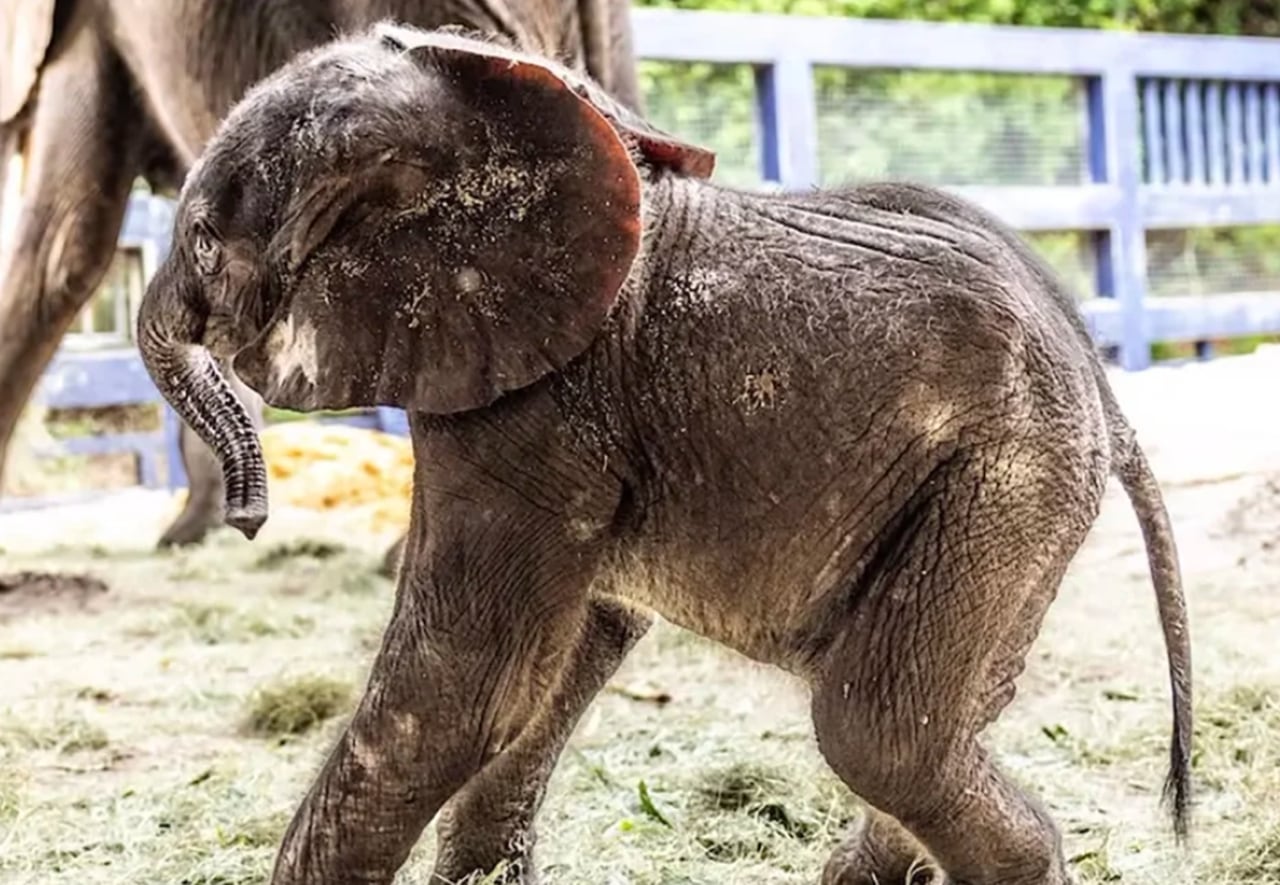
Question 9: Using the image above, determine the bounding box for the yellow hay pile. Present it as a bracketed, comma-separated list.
[260, 422, 413, 533]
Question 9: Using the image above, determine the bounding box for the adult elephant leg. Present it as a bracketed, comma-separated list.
[158, 365, 263, 547]
[0, 19, 143, 482]
[0, 124, 20, 241]
[431, 598, 651, 883]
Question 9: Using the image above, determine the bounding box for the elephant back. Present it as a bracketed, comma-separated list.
[1, 0, 58, 126]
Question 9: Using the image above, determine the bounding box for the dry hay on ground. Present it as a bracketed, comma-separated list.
[0, 352, 1278, 883]
[262, 423, 414, 535]
[0, 571, 109, 621]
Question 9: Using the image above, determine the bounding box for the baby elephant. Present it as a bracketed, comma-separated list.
[136, 22, 1192, 885]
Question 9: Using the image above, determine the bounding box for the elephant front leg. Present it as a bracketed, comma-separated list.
[271, 470, 619, 885]
[272, 603, 594, 885]
[271, 617, 486, 885]
[431, 598, 652, 883]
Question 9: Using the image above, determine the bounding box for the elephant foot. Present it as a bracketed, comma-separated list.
[156, 501, 223, 549]
[823, 810, 943, 885]
[435, 860, 534, 885]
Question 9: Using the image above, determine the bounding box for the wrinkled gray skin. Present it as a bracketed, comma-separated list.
[0, 0, 638, 555]
[135, 25, 1193, 885]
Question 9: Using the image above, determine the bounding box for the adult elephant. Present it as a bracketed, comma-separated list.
[0, 0, 641, 553]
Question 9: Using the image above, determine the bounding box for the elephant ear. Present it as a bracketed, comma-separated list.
[382, 22, 716, 179]
[0, 0, 58, 125]
[234, 29, 669, 415]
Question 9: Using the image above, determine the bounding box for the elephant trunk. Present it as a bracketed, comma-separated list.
[136, 262, 268, 539]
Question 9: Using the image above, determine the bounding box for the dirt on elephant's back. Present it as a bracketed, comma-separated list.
[0, 570, 109, 620]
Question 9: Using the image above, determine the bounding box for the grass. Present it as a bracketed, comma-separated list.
[243, 675, 354, 738]
[1, 461, 1279, 883]
[123, 600, 315, 646]
[252, 538, 350, 571]
[1208, 815, 1280, 881]
[0, 711, 109, 754]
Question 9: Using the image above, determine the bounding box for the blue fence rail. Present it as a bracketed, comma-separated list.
[25, 8, 1280, 497]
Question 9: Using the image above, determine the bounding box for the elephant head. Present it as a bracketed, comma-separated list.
[136, 23, 714, 540]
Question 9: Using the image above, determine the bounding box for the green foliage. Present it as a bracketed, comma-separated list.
[639, 61, 760, 186]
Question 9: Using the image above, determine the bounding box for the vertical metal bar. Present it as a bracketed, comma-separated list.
[755, 65, 781, 183]
[754, 58, 819, 189]
[1101, 69, 1150, 370]
[1086, 77, 1108, 182]
[151, 195, 175, 264]
[1142, 78, 1165, 184]
[1226, 82, 1246, 184]
[138, 446, 161, 488]
[1162, 79, 1185, 184]
[1184, 80, 1206, 185]
[114, 259, 129, 339]
[1246, 82, 1264, 184]
[164, 406, 187, 490]
[1206, 81, 1226, 185]
[1085, 77, 1113, 320]
[143, 195, 186, 491]
[1085, 78, 1113, 319]
[1265, 83, 1280, 183]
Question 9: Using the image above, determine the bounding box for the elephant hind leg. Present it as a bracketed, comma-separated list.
[822, 808, 941, 885]
[811, 447, 1100, 885]
[0, 11, 145, 480]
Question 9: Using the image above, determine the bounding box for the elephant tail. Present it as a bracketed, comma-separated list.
[1104, 390, 1193, 843]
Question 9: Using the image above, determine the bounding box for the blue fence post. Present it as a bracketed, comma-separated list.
[1091, 68, 1150, 371]
[1085, 78, 1117, 360]
[142, 194, 191, 491]
[163, 406, 187, 490]
[754, 57, 820, 188]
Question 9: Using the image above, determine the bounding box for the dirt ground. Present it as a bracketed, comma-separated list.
[2, 349, 1280, 884]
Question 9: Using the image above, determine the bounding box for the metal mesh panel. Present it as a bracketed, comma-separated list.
[814, 69, 1089, 187]
[639, 64, 1097, 297]
[67, 248, 145, 348]
[1147, 226, 1280, 296]
[639, 60, 762, 188]
[1026, 231, 1099, 300]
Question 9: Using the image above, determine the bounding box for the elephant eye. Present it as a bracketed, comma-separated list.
[193, 230, 223, 277]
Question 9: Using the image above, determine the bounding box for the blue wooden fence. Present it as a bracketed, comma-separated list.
[25, 8, 1280, 498]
